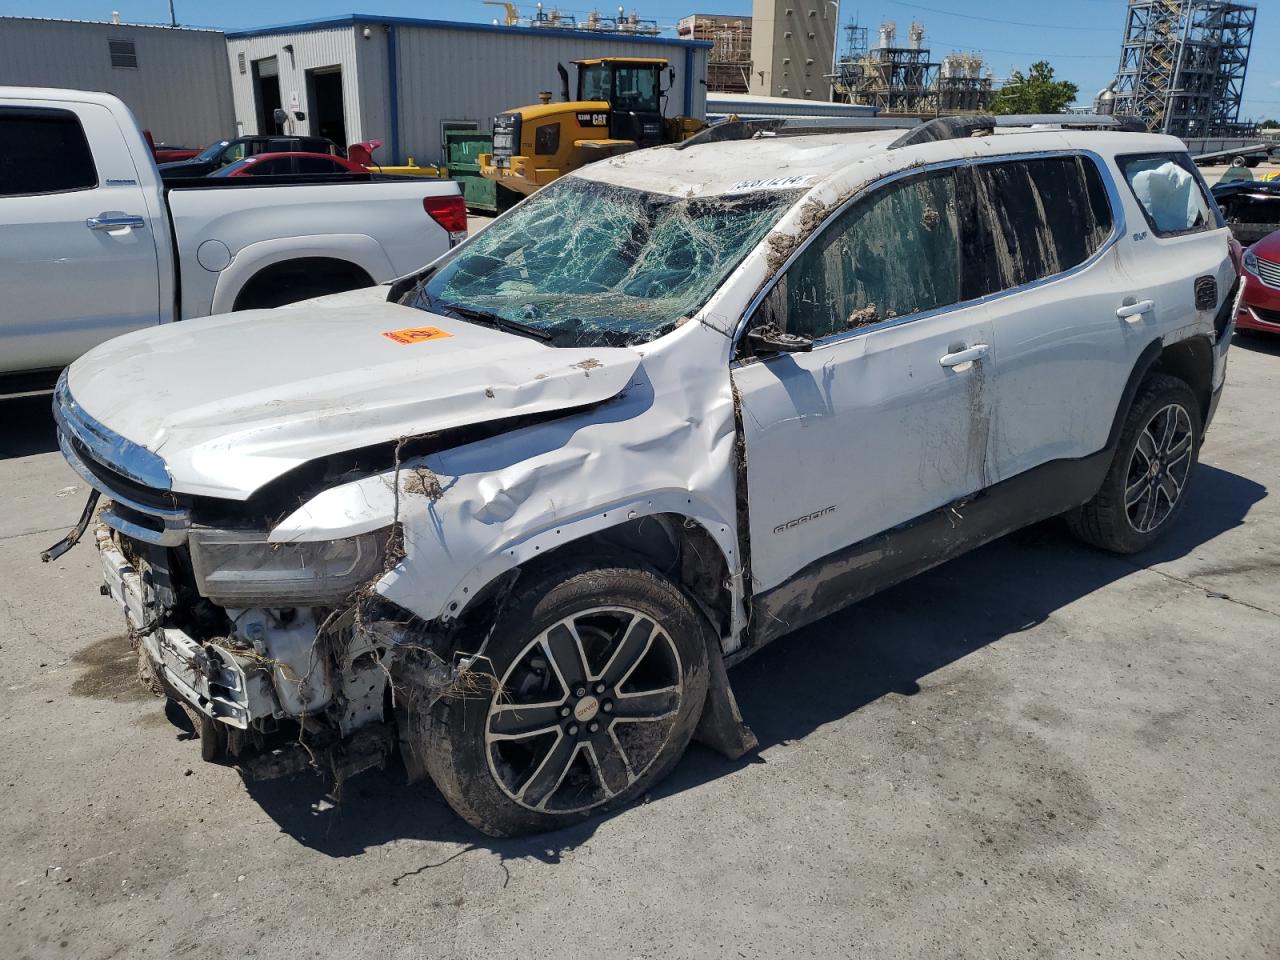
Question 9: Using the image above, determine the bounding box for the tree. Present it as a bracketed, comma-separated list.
[991, 61, 1079, 115]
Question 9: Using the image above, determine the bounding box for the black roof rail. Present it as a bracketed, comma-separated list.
[888, 115, 995, 149]
[676, 115, 920, 150]
[681, 113, 1150, 153]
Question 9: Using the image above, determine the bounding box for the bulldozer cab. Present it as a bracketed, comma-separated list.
[573, 58, 672, 148]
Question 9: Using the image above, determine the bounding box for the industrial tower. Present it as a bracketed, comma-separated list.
[1111, 0, 1256, 137]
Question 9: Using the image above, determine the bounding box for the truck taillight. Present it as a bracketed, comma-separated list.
[424, 195, 468, 247]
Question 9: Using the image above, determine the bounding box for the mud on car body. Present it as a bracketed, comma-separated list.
[49, 116, 1238, 836]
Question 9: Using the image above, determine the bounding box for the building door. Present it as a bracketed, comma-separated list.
[306, 67, 346, 147]
[252, 57, 282, 134]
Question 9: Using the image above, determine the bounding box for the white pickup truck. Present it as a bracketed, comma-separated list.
[0, 87, 466, 389]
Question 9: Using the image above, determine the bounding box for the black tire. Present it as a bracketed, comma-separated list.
[1067, 374, 1202, 554]
[418, 562, 710, 836]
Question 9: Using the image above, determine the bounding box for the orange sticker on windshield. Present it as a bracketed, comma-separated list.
[382, 326, 453, 345]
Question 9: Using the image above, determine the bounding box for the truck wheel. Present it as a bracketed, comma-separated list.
[1067, 374, 1202, 554]
[420, 563, 710, 836]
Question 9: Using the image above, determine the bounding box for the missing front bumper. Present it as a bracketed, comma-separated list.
[96, 525, 277, 729]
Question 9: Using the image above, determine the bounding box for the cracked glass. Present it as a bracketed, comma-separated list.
[411, 176, 801, 348]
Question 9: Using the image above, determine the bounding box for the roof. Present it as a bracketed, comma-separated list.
[579, 130, 905, 198]
[573, 57, 670, 65]
[224, 14, 712, 49]
[574, 125, 1191, 199]
[0, 15, 222, 33]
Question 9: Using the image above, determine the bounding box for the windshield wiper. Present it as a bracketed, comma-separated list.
[442, 303, 553, 342]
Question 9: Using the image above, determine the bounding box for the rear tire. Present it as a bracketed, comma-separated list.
[1067, 374, 1201, 554]
[418, 562, 710, 837]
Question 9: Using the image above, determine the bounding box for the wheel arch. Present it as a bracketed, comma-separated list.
[231, 256, 376, 311]
[450, 507, 744, 654]
[1107, 334, 1213, 451]
[208, 233, 394, 314]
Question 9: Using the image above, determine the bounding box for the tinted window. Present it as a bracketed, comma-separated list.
[1119, 153, 1219, 236]
[0, 108, 97, 196]
[296, 156, 343, 174]
[970, 156, 1114, 294]
[768, 170, 962, 340]
[251, 158, 292, 175]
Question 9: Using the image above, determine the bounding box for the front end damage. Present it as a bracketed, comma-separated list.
[92, 518, 474, 784]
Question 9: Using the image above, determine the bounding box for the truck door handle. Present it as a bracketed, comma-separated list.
[86, 215, 145, 231]
[1116, 299, 1154, 322]
[939, 344, 990, 368]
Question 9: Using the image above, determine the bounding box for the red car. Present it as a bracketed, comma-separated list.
[1238, 229, 1280, 334]
[210, 152, 369, 178]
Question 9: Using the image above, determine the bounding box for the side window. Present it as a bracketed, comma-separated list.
[1119, 153, 1220, 237]
[253, 158, 291, 175]
[969, 156, 1114, 294]
[0, 107, 97, 196]
[223, 141, 248, 162]
[766, 170, 962, 340]
[296, 157, 341, 174]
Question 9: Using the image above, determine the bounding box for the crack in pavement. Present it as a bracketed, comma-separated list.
[1121, 557, 1280, 619]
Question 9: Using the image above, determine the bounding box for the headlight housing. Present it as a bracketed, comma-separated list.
[1243, 248, 1259, 275]
[188, 528, 386, 606]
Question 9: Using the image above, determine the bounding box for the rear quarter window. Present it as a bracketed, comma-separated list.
[1118, 153, 1222, 237]
[969, 155, 1115, 294]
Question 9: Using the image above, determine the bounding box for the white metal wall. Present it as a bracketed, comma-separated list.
[391, 26, 709, 165]
[225, 27, 362, 142]
[0, 17, 234, 146]
[228, 20, 709, 166]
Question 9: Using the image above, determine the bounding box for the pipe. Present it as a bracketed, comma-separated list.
[387, 24, 401, 163]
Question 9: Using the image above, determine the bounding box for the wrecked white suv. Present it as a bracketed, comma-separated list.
[50, 115, 1238, 836]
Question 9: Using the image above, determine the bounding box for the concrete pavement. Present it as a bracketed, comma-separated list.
[1, 338, 1277, 960]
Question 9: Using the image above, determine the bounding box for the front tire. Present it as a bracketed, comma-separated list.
[419, 563, 710, 836]
[1067, 374, 1202, 554]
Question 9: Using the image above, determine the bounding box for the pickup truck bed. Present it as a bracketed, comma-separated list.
[0, 86, 464, 385]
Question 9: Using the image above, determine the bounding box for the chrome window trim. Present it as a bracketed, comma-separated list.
[52, 371, 172, 491]
[732, 149, 1127, 355]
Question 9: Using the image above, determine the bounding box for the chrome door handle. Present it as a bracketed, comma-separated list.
[1116, 299, 1154, 322]
[86, 215, 145, 231]
[939, 343, 990, 368]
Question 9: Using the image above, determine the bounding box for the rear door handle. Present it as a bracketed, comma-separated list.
[939, 343, 990, 368]
[86, 215, 145, 231]
[1116, 299, 1154, 322]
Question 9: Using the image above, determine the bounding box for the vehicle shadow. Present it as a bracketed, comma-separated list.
[0, 394, 59, 459]
[234, 461, 1266, 864]
[1233, 330, 1280, 357]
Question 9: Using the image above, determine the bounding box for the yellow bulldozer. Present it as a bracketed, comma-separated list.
[478, 57, 704, 197]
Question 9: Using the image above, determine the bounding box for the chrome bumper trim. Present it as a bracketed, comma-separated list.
[52, 371, 172, 491]
[59, 430, 189, 546]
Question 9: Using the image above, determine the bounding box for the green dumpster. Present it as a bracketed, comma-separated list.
[445, 130, 519, 215]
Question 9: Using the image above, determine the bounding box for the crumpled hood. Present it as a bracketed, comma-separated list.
[67, 298, 640, 499]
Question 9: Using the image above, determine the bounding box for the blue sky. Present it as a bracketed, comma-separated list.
[5, 0, 1278, 119]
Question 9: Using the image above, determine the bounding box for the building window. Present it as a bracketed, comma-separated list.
[108, 38, 138, 69]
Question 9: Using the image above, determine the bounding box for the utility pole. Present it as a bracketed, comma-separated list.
[168, 0, 176, 27]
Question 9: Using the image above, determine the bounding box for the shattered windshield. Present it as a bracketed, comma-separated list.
[410, 176, 801, 347]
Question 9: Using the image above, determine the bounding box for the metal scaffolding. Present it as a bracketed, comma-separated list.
[1111, 0, 1255, 137]
[677, 13, 752, 93]
[838, 21, 940, 114]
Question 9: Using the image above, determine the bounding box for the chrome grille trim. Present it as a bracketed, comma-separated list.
[53, 371, 190, 546]
[52, 372, 171, 491]
[1256, 255, 1280, 290]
